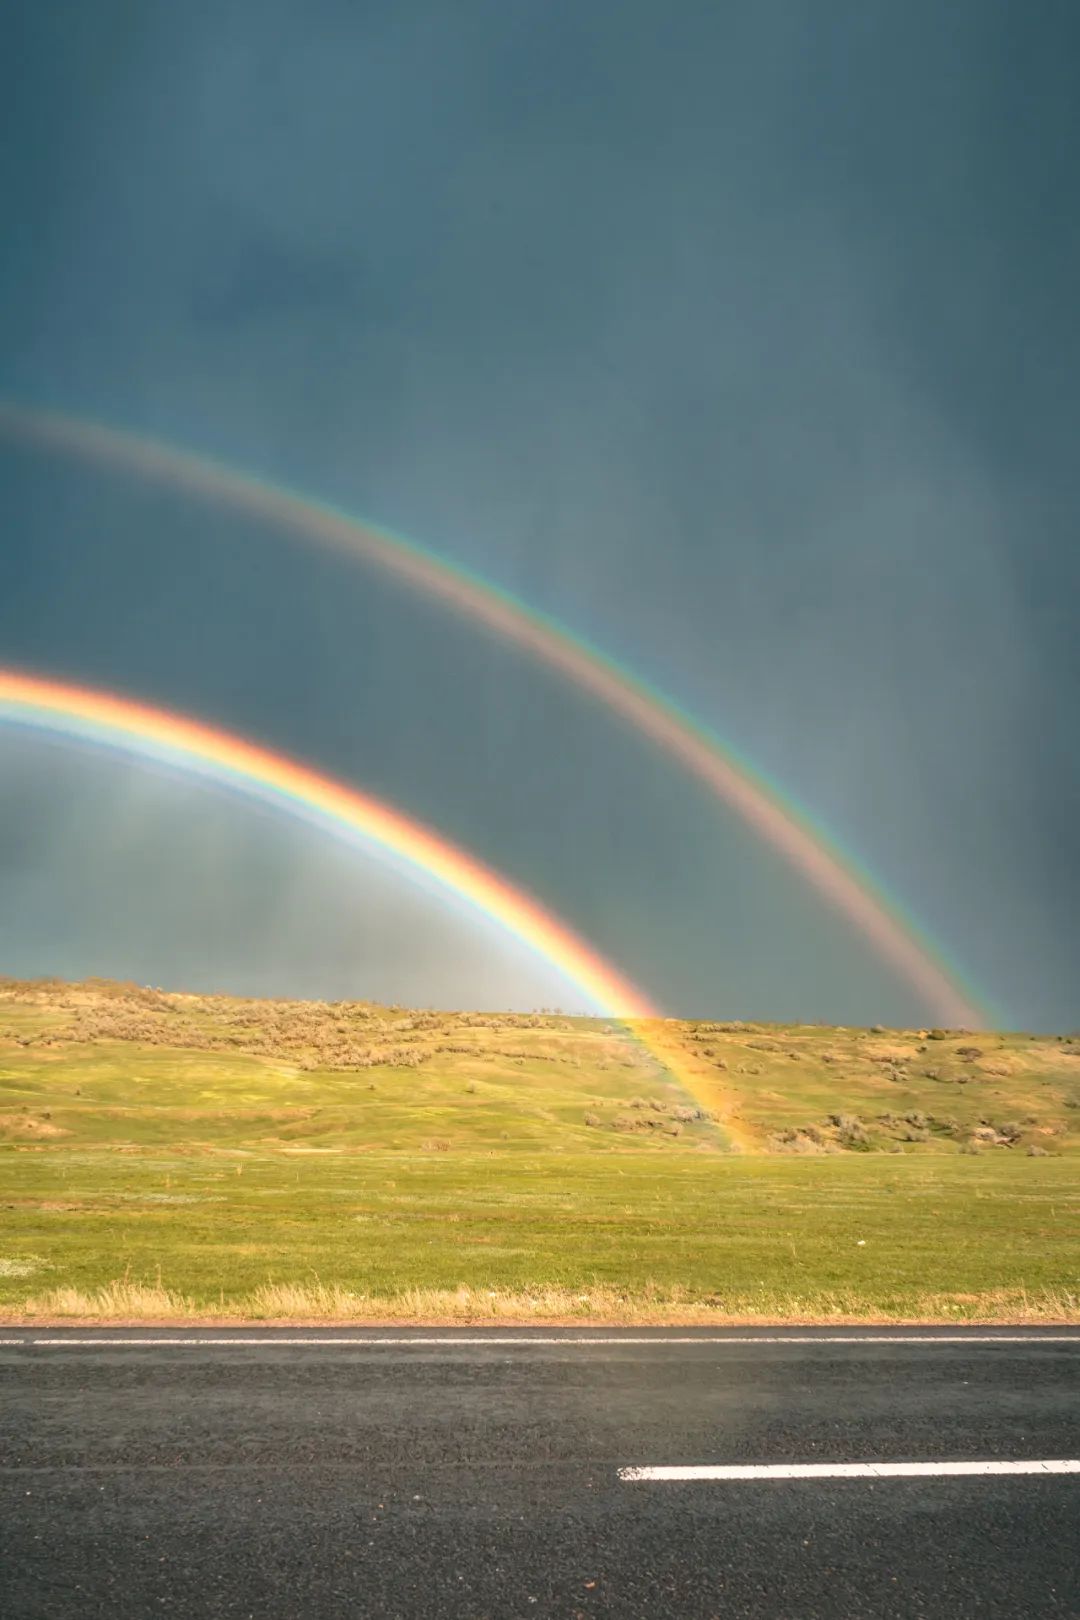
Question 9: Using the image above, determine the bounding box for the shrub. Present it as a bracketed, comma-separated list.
[583, 1112, 601, 1128]
[768, 1129, 832, 1155]
[1027, 1144, 1050, 1157]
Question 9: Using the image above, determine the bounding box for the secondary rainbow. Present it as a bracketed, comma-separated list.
[0, 402, 992, 1027]
[0, 668, 657, 1021]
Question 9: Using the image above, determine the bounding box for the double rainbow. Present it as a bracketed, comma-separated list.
[0, 402, 992, 1027]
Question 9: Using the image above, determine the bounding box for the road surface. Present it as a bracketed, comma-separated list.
[2, 1326, 1078, 1618]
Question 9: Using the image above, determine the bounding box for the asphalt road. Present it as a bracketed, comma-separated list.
[2, 1327, 1078, 1619]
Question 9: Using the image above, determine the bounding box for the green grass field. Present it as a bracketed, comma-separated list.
[1, 979, 1077, 1322]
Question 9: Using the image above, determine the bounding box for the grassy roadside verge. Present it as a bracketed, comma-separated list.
[4, 1153, 1077, 1325]
[8, 1284, 1078, 1328]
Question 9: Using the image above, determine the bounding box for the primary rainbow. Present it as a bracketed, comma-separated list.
[0, 402, 992, 1027]
[0, 668, 657, 1021]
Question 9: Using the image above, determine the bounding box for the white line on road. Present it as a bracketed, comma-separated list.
[1, 1334, 1079, 1348]
[620, 1460, 1080, 1482]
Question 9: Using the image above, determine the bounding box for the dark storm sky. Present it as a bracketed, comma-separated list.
[0, 0, 1077, 1025]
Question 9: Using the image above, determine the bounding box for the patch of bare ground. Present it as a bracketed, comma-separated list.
[0, 1115, 69, 1138]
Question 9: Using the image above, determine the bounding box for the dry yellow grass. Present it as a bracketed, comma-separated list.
[17, 1278, 1080, 1326]
[35, 1281, 191, 1319]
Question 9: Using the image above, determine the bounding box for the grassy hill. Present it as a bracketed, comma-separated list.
[1, 978, 1077, 1323]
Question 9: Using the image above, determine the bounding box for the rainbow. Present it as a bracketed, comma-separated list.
[0, 669, 720, 1115]
[0, 668, 656, 1020]
[0, 401, 993, 1027]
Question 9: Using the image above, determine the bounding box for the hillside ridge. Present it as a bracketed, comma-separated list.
[1, 976, 1076, 1157]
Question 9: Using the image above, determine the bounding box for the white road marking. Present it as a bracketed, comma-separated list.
[620, 1460, 1080, 1482]
[0, 1334, 1078, 1348]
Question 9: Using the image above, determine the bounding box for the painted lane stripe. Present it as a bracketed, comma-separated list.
[620, 1460, 1080, 1482]
[1, 1334, 1079, 1348]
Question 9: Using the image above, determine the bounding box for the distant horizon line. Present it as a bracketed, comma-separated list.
[0, 967, 1020, 1035]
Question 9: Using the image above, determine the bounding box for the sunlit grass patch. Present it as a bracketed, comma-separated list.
[0, 1255, 51, 1278]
